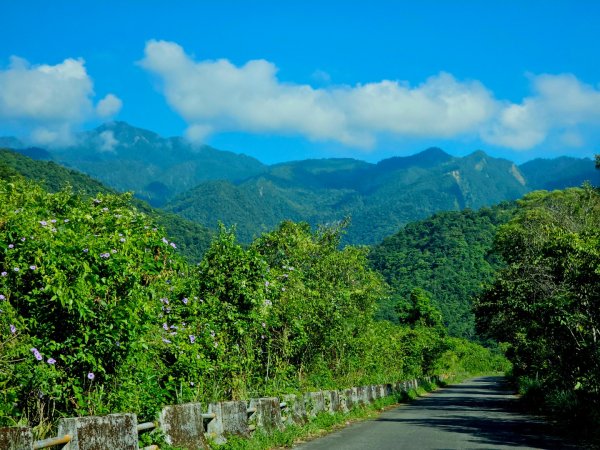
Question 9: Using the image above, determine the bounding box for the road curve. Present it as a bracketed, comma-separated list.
[295, 376, 579, 450]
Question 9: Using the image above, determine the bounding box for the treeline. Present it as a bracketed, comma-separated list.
[0, 178, 506, 433]
[475, 183, 600, 436]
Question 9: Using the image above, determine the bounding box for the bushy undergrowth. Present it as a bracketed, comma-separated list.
[0, 178, 505, 436]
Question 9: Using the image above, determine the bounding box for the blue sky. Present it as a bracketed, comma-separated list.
[1, 1, 599, 164]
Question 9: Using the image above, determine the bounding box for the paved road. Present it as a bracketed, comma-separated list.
[295, 376, 580, 450]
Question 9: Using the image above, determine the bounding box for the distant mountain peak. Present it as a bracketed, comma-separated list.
[376, 146, 453, 171]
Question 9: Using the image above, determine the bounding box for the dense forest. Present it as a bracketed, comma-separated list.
[369, 204, 515, 338]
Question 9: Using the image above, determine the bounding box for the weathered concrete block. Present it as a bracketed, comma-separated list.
[206, 401, 249, 444]
[304, 391, 325, 417]
[377, 384, 386, 399]
[57, 413, 137, 450]
[0, 427, 32, 450]
[248, 398, 283, 433]
[158, 402, 208, 449]
[384, 383, 393, 397]
[365, 385, 375, 403]
[322, 390, 342, 414]
[281, 394, 308, 425]
[355, 386, 367, 406]
[342, 388, 358, 411]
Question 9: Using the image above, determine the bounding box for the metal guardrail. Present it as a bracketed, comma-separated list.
[33, 434, 71, 449]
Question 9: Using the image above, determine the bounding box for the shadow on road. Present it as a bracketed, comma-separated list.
[375, 377, 577, 449]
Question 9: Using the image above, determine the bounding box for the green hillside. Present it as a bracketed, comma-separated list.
[369, 203, 515, 339]
[0, 149, 212, 262]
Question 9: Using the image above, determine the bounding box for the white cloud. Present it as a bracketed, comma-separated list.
[483, 74, 600, 150]
[0, 56, 122, 146]
[98, 130, 119, 152]
[140, 40, 497, 148]
[96, 94, 123, 117]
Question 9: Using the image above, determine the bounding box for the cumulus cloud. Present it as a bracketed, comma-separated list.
[141, 40, 600, 152]
[98, 130, 119, 152]
[140, 40, 497, 148]
[0, 56, 122, 146]
[96, 94, 123, 117]
[483, 74, 600, 149]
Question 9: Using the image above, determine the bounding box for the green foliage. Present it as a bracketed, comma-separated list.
[0, 177, 504, 433]
[0, 148, 213, 262]
[475, 185, 600, 394]
[370, 204, 514, 338]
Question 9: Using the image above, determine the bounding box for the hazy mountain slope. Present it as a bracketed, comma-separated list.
[0, 149, 212, 262]
[46, 122, 267, 206]
[519, 156, 599, 190]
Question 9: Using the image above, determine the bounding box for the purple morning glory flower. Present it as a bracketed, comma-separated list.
[0, 295, 5, 300]
[39, 221, 47, 226]
[8, 244, 14, 249]
[10, 324, 16, 334]
[120, 238, 126, 243]
[160, 298, 169, 305]
[83, 248, 89, 253]
[100, 253, 110, 259]
[162, 338, 171, 344]
[182, 298, 188, 305]
[170, 242, 177, 248]
[1, 272, 6, 277]
[30, 265, 37, 270]
[30, 348, 42, 361]
[87, 372, 95, 380]
[47, 358, 56, 365]
[189, 335, 196, 343]
[20, 238, 25, 242]
[111, 249, 117, 254]
[64, 219, 69, 223]
[162, 323, 168, 330]
[13, 267, 20, 272]
[161, 237, 169, 245]
[50, 219, 57, 223]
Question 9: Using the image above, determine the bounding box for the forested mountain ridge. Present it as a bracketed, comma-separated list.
[33, 121, 267, 206]
[167, 148, 597, 244]
[369, 203, 515, 339]
[0, 149, 213, 261]
[3, 122, 597, 245]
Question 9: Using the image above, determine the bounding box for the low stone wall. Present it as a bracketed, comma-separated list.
[1, 376, 437, 449]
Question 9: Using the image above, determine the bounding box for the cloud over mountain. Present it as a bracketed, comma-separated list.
[141, 40, 600, 153]
[0, 56, 122, 145]
[140, 40, 497, 148]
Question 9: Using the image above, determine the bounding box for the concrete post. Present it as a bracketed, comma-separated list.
[158, 402, 208, 449]
[304, 391, 325, 418]
[0, 427, 33, 450]
[206, 401, 249, 445]
[281, 394, 308, 425]
[57, 413, 138, 450]
[248, 398, 283, 433]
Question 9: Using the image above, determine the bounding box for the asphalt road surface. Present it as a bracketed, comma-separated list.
[295, 376, 580, 450]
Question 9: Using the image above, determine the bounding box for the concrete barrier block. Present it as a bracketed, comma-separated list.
[57, 413, 138, 450]
[158, 402, 208, 449]
[248, 398, 283, 433]
[206, 401, 249, 444]
[281, 394, 308, 425]
[384, 383, 393, 397]
[322, 390, 342, 414]
[0, 427, 33, 450]
[304, 391, 325, 417]
[340, 389, 353, 412]
[355, 386, 367, 405]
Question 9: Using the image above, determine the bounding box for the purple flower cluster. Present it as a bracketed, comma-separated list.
[30, 348, 42, 361]
[0, 294, 5, 300]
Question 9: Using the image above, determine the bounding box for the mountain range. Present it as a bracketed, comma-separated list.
[3, 121, 598, 244]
